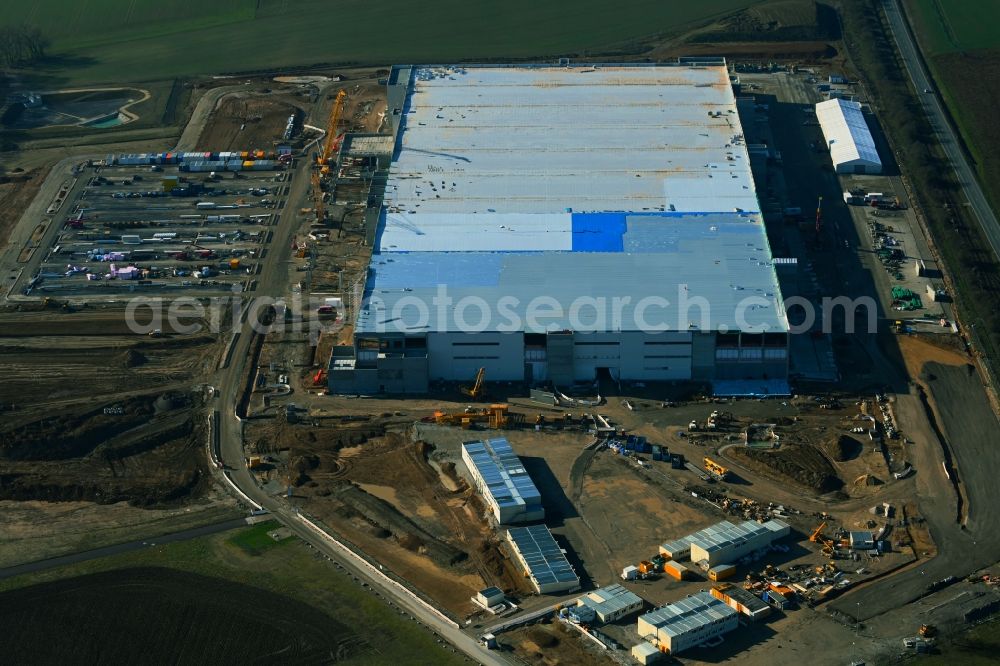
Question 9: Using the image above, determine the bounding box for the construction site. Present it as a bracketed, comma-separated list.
[2, 56, 1000, 666]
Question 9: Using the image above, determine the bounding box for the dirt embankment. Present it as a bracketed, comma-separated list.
[731, 444, 844, 493]
[0, 168, 49, 247]
[270, 423, 529, 614]
[0, 392, 209, 506]
[196, 95, 304, 151]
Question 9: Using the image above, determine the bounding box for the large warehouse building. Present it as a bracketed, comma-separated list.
[637, 592, 738, 654]
[329, 61, 789, 395]
[815, 98, 882, 174]
[461, 437, 544, 524]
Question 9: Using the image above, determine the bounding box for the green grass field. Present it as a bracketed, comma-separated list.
[0, 522, 464, 665]
[905, 0, 1000, 231]
[1, 0, 758, 85]
[906, 0, 1000, 55]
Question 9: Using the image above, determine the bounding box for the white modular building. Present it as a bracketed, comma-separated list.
[637, 592, 738, 655]
[573, 584, 644, 624]
[815, 98, 883, 174]
[329, 61, 790, 397]
[506, 524, 580, 594]
[661, 519, 790, 567]
[461, 438, 544, 525]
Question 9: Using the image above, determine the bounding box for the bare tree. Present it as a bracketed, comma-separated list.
[0, 24, 49, 67]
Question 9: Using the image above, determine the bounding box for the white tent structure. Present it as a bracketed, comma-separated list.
[815, 98, 882, 174]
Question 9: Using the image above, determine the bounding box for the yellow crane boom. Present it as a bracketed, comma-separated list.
[460, 367, 486, 399]
[318, 90, 348, 173]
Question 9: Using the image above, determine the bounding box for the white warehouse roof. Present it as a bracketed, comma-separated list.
[462, 438, 543, 519]
[358, 63, 788, 337]
[815, 98, 882, 173]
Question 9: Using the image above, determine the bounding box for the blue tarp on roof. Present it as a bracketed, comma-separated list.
[570, 213, 626, 252]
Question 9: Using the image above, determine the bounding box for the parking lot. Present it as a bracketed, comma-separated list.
[17, 158, 294, 299]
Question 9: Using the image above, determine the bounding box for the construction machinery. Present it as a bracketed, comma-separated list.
[460, 367, 486, 399]
[703, 457, 729, 481]
[311, 90, 348, 224]
[809, 521, 837, 555]
[430, 404, 524, 430]
[317, 91, 348, 173]
[312, 368, 327, 386]
[809, 522, 827, 542]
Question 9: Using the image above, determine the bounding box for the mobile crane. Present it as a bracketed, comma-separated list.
[312, 90, 348, 224]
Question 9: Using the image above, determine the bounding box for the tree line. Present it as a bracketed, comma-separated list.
[0, 24, 49, 67]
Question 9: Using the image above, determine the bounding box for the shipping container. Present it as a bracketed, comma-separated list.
[708, 564, 736, 581]
[663, 561, 688, 581]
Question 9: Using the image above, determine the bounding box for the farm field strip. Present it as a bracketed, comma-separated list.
[5, 0, 758, 85]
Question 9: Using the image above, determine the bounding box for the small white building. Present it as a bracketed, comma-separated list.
[637, 592, 738, 655]
[815, 98, 882, 174]
[476, 586, 505, 608]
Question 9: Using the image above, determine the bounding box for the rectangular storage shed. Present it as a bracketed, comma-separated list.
[815, 98, 882, 174]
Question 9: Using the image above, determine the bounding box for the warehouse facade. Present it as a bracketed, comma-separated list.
[637, 592, 738, 654]
[815, 98, 882, 174]
[329, 61, 789, 395]
[461, 438, 544, 524]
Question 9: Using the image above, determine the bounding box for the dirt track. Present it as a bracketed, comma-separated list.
[832, 361, 1000, 620]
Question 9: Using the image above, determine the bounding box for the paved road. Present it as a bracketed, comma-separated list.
[210, 159, 507, 665]
[0, 517, 248, 581]
[829, 365, 1000, 621]
[884, 0, 1000, 260]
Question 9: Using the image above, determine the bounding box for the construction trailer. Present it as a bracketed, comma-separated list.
[632, 642, 664, 665]
[637, 592, 738, 655]
[708, 564, 737, 581]
[662, 519, 790, 568]
[476, 586, 505, 609]
[711, 584, 772, 621]
[573, 584, 644, 624]
[663, 561, 689, 581]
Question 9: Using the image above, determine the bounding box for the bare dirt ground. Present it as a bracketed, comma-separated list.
[195, 94, 305, 151]
[503, 621, 609, 666]
[575, 451, 718, 582]
[247, 416, 531, 617]
[897, 333, 972, 379]
[0, 310, 225, 565]
[0, 168, 49, 248]
[339, 80, 387, 134]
